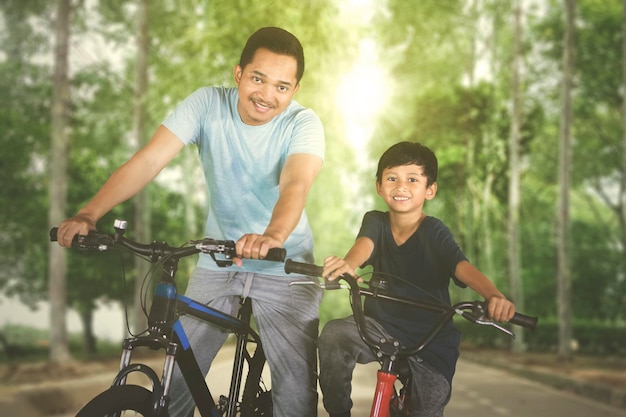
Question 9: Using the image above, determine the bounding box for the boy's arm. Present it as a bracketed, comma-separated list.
[455, 260, 516, 322]
[322, 236, 374, 280]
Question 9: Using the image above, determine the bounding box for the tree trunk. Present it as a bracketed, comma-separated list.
[48, 0, 72, 363]
[620, 0, 626, 307]
[508, 0, 526, 353]
[557, 0, 576, 362]
[80, 306, 97, 354]
[132, 0, 151, 335]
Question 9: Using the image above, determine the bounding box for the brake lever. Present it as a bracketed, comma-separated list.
[455, 306, 517, 339]
[475, 318, 516, 339]
[192, 238, 236, 267]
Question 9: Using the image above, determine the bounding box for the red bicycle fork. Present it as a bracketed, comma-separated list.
[370, 370, 397, 417]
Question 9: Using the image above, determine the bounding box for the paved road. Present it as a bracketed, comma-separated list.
[46, 345, 626, 417]
[447, 360, 626, 417]
[205, 346, 626, 417]
[324, 359, 626, 417]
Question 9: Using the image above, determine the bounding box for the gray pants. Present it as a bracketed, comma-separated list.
[167, 268, 322, 417]
[318, 316, 451, 417]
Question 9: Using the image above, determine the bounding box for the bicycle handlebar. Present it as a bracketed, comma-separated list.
[284, 259, 323, 276]
[49, 221, 286, 266]
[285, 259, 538, 356]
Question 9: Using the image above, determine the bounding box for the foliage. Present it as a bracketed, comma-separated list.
[456, 318, 626, 356]
[0, 323, 121, 363]
[2, 0, 626, 355]
[0, 0, 54, 305]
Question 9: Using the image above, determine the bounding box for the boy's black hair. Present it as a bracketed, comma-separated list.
[376, 141, 438, 186]
[239, 27, 305, 83]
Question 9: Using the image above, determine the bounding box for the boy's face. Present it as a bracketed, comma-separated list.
[376, 164, 437, 214]
[234, 47, 300, 126]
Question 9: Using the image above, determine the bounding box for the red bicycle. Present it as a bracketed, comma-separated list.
[283, 259, 538, 417]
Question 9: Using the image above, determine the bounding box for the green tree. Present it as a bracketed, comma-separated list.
[556, 0, 575, 361]
[0, 0, 53, 308]
[529, 0, 625, 324]
[48, 0, 72, 363]
[508, 0, 526, 353]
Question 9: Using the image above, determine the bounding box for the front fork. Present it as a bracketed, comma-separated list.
[113, 269, 180, 416]
[114, 336, 178, 416]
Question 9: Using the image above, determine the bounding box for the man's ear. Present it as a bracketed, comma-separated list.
[233, 64, 243, 84]
[426, 182, 437, 200]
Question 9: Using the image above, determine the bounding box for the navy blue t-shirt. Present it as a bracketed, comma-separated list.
[358, 211, 468, 383]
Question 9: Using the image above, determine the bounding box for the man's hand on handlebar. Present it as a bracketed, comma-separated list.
[235, 233, 282, 267]
[56, 214, 97, 248]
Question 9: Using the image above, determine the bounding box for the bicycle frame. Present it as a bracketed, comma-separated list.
[115, 278, 263, 417]
[284, 259, 538, 417]
[346, 276, 452, 417]
[50, 220, 278, 417]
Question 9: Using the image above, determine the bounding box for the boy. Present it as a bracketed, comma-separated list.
[318, 141, 515, 417]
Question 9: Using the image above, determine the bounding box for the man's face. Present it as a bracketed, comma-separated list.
[234, 47, 300, 126]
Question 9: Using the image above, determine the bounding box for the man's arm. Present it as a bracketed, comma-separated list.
[235, 152, 322, 259]
[57, 125, 185, 247]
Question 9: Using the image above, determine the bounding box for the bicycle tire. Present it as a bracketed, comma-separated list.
[75, 385, 168, 417]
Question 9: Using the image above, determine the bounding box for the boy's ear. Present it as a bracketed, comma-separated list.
[426, 182, 437, 200]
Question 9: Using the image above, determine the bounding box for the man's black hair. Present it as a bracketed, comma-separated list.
[239, 27, 305, 83]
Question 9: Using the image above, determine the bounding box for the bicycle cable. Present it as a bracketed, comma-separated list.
[358, 270, 449, 306]
[137, 241, 199, 335]
[121, 250, 153, 338]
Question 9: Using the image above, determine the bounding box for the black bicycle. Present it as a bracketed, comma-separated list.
[283, 259, 538, 417]
[50, 219, 284, 417]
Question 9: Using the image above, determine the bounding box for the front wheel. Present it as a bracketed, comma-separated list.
[75, 385, 168, 417]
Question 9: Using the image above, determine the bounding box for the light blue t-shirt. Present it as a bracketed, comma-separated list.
[162, 87, 325, 275]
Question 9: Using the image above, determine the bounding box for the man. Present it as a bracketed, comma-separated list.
[57, 27, 325, 416]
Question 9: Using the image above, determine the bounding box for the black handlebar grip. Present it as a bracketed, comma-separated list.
[284, 259, 323, 276]
[50, 227, 59, 242]
[510, 312, 538, 331]
[323, 278, 343, 290]
[265, 247, 286, 262]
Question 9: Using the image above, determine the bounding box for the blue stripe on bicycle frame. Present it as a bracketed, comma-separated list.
[154, 282, 177, 299]
[177, 295, 243, 327]
[173, 320, 190, 350]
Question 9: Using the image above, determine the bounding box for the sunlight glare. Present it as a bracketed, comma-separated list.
[336, 38, 390, 153]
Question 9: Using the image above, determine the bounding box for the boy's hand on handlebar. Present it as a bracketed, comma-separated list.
[322, 256, 359, 281]
[235, 233, 281, 267]
[486, 296, 516, 322]
[56, 214, 97, 248]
